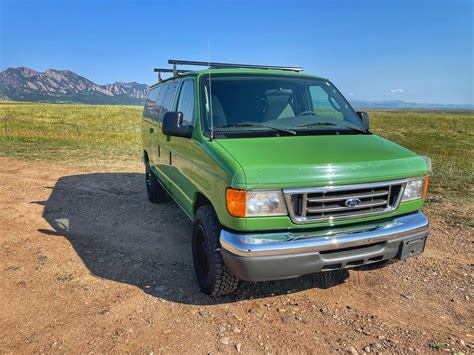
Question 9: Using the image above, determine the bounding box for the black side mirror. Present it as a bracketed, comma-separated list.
[162, 112, 193, 138]
[357, 111, 369, 130]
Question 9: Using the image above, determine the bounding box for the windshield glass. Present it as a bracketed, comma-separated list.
[200, 73, 366, 137]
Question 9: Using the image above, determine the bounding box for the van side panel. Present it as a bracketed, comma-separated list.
[189, 138, 247, 230]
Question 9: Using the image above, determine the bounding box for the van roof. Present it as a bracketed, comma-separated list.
[149, 68, 326, 89]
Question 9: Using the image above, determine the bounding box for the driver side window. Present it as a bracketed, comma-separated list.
[309, 85, 343, 120]
[176, 80, 195, 126]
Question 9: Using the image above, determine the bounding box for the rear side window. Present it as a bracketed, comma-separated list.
[155, 84, 166, 120]
[176, 80, 195, 126]
[144, 80, 179, 122]
[160, 81, 180, 120]
[143, 87, 159, 119]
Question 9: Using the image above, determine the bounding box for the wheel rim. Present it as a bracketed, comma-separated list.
[194, 225, 209, 276]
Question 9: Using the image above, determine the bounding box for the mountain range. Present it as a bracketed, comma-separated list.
[350, 99, 473, 110]
[0, 67, 148, 105]
[0, 67, 472, 109]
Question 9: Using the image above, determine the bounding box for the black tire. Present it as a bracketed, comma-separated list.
[145, 162, 167, 203]
[192, 205, 240, 296]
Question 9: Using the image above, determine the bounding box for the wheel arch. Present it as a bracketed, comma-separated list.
[193, 192, 213, 218]
[143, 150, 149, 165]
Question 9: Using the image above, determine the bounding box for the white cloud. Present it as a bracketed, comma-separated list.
[390, 88, 405, 94]
[386, 88, 416, 96]
[348, 92, 355, 96]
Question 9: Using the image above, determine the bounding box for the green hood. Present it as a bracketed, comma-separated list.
[216, 134, 428, 188]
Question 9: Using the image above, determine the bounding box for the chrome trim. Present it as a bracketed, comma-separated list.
[308, 190, 388, 203]
[220, 212, 429, 257]
[307, 199, 387, 213]
[283, 178, 409, 194]
[283, 178, 408, 224]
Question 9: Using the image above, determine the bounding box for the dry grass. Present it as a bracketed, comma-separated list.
[0, 101, 142, 170]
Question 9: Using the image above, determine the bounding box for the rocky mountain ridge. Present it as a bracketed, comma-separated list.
[0, 67, 148, 105]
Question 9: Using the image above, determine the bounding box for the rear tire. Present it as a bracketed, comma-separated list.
[145, 162, 167, 203]
[192, 205, 240, 296]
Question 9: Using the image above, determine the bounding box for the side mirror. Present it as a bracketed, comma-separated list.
[357, 111, 369, 130]
[162, 111, 193, 138]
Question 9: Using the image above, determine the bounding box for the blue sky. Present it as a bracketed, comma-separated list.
[1, 0, 472, 104]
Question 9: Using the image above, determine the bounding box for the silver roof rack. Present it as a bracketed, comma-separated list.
[153, 59, 304, 82]
[168, 59, 303, 72]
[153, 67, 193, 82]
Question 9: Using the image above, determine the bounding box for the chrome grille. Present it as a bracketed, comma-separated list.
[284, 180, 405, 224]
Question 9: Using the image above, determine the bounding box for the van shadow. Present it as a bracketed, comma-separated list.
[38, 172, 349, 305]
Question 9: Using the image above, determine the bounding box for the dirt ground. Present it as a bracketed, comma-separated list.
[0, 157, 472, 353]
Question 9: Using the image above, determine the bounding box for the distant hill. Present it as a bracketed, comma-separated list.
[1, 67, 472, 109]
[350, 99, 474, 110]
[0, 67, 148, 105]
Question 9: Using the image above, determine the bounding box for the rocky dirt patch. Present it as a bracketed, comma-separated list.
[0, 158, 472, 353]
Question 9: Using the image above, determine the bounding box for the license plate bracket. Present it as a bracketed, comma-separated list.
[400, 237, 426, 260]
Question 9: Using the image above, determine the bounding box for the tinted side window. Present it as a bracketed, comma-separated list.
[155, 84, 167, 121]
[176, 80, 195, 125]
[143, 87, 159, 119]
[160, 81, 179, 121]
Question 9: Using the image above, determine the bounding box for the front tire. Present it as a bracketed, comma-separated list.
[192, 205, 240, 296]
[145, 162, 167, 203]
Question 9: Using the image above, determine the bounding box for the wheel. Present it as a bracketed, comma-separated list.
[145, 162, 167, 203]
[192, 205, 240, 296]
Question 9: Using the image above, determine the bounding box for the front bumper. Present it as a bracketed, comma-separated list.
[220, 212, 429, 281]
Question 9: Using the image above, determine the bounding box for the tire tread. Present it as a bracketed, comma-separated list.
[194, 205, 240, 296]
[146, 163, 167, 203]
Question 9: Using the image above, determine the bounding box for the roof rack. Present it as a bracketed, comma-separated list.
[153, 68, 193, 83]
[153, 59, 304, 82]
[168, 59, 304, 72]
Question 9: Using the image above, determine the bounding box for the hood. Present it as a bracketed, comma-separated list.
[216, 134, 428, 188]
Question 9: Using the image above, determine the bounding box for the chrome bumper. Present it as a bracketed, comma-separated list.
[220, 212, 429, 257]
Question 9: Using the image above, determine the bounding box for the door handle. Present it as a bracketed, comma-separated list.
[149, 128, 154, 133]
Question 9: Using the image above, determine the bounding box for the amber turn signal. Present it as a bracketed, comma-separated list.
[226, 189, 246, 217]
[423, 175, 429, 199]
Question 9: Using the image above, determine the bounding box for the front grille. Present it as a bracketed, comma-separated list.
[284, 180, 405, 224]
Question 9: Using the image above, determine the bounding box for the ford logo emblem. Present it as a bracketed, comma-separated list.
[345, 198, 361, 208]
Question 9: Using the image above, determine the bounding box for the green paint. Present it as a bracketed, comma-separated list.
[142, 69, 429, 232]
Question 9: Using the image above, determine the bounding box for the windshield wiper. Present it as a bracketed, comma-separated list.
[297, 122, 339, 128]
[219, 123, 296, 135]
[297, 122, 367, 133]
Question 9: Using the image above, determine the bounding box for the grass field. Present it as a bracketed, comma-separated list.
[0, 101, 142, 169]
[0, 101, 472, 224]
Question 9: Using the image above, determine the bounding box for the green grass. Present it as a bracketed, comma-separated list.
[428, 342, 449, 351]
[0, 101, 143, 168]
[369, 110, 473, 203]
[0, 102, 472, 222]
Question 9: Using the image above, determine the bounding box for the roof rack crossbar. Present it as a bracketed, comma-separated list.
[153, 67, 193, 82]
[153, 68, 192, 74]
[168, 59, 303, 72]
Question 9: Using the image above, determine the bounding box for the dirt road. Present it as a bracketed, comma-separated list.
[0, 158, 472, 353]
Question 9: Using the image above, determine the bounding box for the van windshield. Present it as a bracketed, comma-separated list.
[200, 73, 367, 137]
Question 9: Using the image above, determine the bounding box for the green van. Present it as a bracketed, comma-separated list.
[142, 60, 430, 296]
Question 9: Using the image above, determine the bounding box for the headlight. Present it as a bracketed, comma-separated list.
[226, 189, 287, 217]
[402, 176, 429, 201]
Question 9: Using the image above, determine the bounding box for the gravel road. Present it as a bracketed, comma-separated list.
[0, 157, 472, 353]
